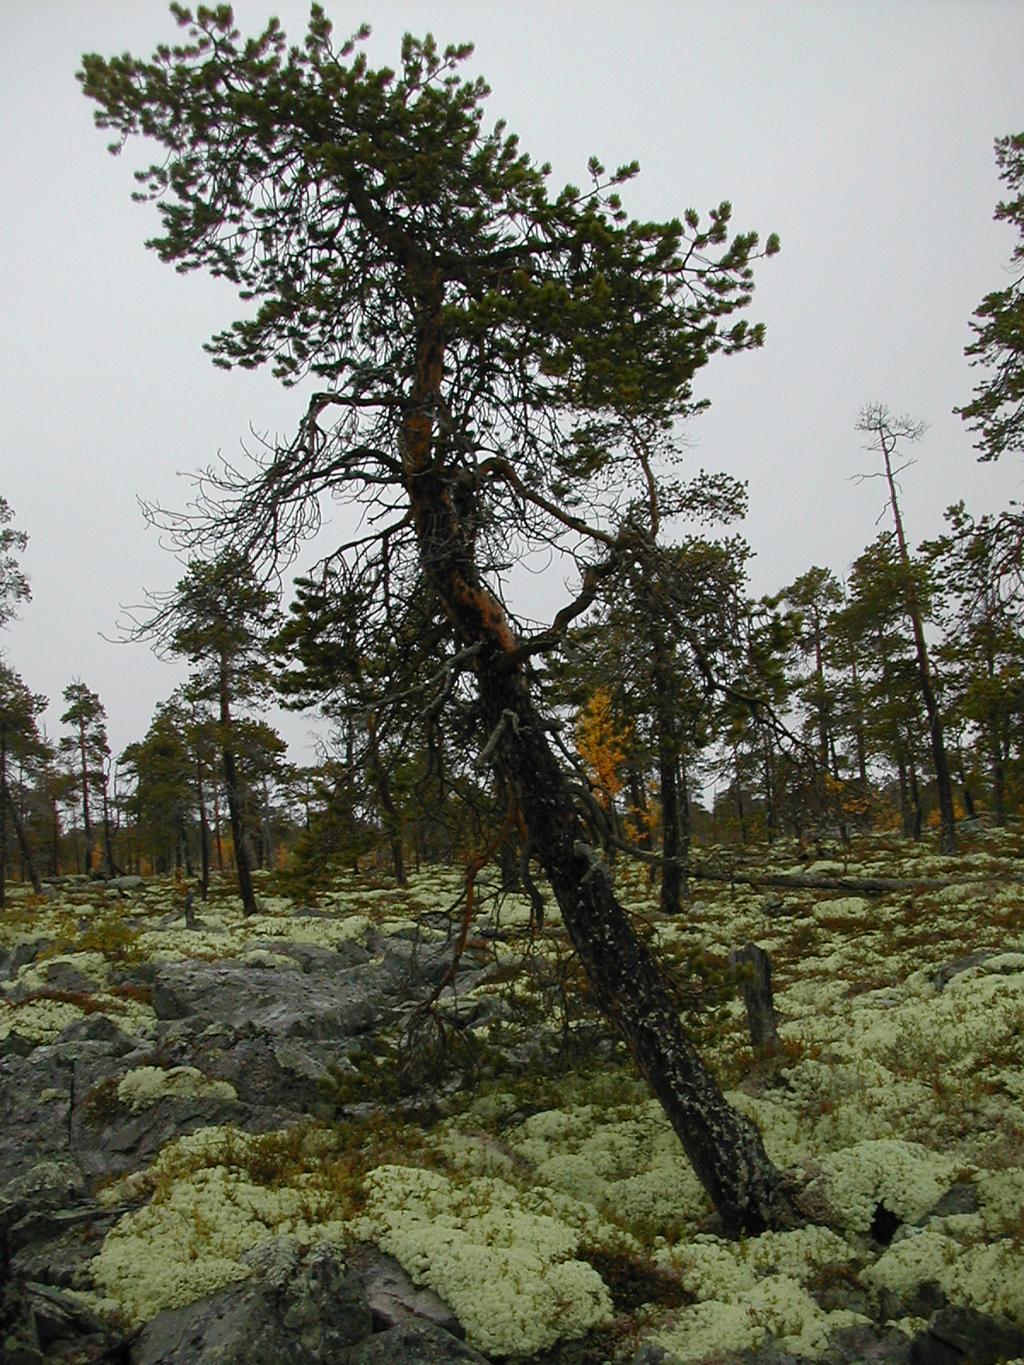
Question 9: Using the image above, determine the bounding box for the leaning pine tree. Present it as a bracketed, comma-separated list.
[81, 5, 802, 1234]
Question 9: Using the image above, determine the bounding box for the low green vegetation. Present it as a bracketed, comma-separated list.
[3, 833, 1024, 1360]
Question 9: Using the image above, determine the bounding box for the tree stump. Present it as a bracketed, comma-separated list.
[730, 942, 779, 1052]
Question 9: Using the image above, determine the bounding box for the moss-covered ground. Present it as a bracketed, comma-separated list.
[3, 828, 1024, 1361]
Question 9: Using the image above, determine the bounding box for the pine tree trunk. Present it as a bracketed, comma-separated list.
[478, 661, 801, 1235]
[6, 788, 43, 895]
[881, 443, 956, 853]
[367, 712, 406, 887]
[908, 753, 923, 841]
[50, 796, 60, 876]
[678, 755, 692, 901]
[657, 717, 682, 914]
[0, 725, 7, 909]
[212, 789, 224, 872]
[989, 723, 1007, 827]
[399, 313, 801, 1236]
[101, 779, 120, 878]
[196, 761, 211, 900]
[219, 661, 257, 915]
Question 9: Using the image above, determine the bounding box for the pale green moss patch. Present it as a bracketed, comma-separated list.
[805, 1140, 960, 1231]
[15, 950, 111, 990]
[116, 1066, 238, 1111]
[0, 996, 85, 1042]
[353, 1164, 614, 1356]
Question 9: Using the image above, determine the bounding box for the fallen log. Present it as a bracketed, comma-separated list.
[607, 835, 998, 898]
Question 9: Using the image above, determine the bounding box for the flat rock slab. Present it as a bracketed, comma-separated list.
[348, 1245, 464, 1338]
[9, 1203, 125, 1288]
[71, 1088, 248, 1180]
[152, 961, 378, 1040]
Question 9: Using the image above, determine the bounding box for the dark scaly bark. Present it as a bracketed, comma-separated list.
[476, 661, 801, 1235]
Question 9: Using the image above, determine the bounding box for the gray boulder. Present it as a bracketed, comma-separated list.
[932, 951, 997, 991]
[152, 960, 379, 1041]
[105, 876, 147, 892]
[349, 1245, 464, 1338]
[70, 1073, 247, 1181]
[7, 1202, 126, 1289]
[0, 1052, 79, 1192]
[1, 1279, 126, 1363]
[131, 1239, 373, 1364]
[909, 1307, 1024, 1363]
[143, 1021, 336, 1115]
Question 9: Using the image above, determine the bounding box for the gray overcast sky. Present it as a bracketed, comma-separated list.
[2, 0, 1023, 764]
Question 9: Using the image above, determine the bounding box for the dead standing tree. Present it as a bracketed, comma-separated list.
[854, 405, 957, 853]
[81, 8, 802, 1234]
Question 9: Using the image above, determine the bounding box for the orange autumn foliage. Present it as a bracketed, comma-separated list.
[576, 687, 631, 809]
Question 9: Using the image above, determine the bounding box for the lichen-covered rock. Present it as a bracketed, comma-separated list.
[143, 1021, 338, 1115]
[931, 951, 998, 991]
[70, 1061, 248, 1183]
[354, 1164, 614, 1357]
[131, 1239, 372, 1364]
[117, 1065, 238, 1112]
[0, 1053, 79, 1193]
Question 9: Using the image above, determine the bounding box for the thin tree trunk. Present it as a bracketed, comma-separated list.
[850, 657, 869, 792]
[897, 752, 914, 839]
[196, 760, 211, 900]
[678, 754, 692, 902]
[219, 660, 257, 915]
[734, 757, 749, 844]
[100, 775, 120, 877]
[261, 774, 274, 871]
[908, 752, 923, 841]
[761, 736, 776, 846]
[880, 437, 956, 853]
[212, 789, 224, 872]
[178, 810, 194, 876]
[50, 795, 60, 876]
[656, 696, 682, 915]
[77, 719, 94, 874]
[989, 724, 1008, 827]
[5, 788, 43, 895]
[626, 763, 651, 850]
[0, 725, 7, 909]
[367, 711, 406, 887]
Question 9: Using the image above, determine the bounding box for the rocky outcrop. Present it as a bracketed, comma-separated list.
[0, 922, 500, 1362]
[131, 1239, 373, 1365]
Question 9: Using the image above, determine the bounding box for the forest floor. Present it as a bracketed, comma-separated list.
[2, 827, 1023, 1362]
